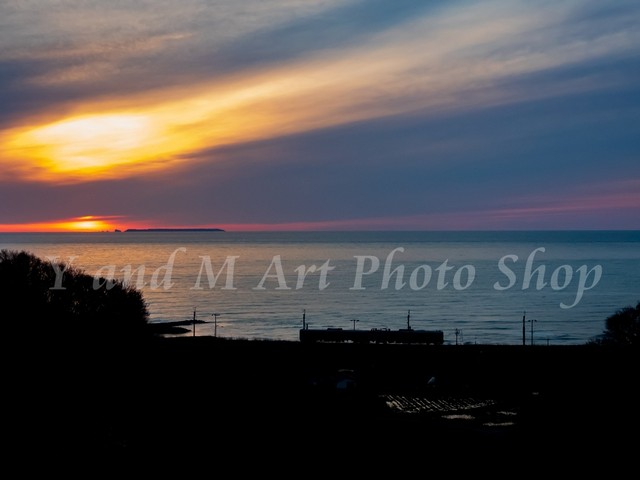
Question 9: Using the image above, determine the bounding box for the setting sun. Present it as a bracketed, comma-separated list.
[0, 216, 121, 232]
[61, 216, 112, 231]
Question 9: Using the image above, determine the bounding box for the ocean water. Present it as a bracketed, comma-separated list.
[1, 231, 639, 345]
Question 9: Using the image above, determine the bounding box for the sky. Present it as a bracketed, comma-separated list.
[0, 0, 639, 231]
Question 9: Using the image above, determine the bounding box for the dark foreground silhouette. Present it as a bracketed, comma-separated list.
[10, 337, 638, 469]
[3, 250, 637, 469]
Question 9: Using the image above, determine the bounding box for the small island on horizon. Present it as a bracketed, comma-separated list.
[119, 228, 225, 233]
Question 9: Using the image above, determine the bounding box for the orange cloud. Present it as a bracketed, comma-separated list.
[5, 1, 636, 185]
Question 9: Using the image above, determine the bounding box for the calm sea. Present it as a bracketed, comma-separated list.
[1, 231, 639, 345]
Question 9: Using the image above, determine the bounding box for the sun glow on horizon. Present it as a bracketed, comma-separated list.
[0, 216, 125, 233]
[62, 216, 111, 231]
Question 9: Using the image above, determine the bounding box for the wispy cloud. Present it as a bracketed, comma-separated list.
[3, 0, 639, 184]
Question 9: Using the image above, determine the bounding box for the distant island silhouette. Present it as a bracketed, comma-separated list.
[123, 228, 225, 232]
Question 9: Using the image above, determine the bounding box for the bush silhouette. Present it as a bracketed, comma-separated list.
[0, 249, 149, 344]
[593, 301, 640, 347]
[603, 301, 640, 346]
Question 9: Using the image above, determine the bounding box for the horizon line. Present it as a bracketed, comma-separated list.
[2, 228, 640, 234]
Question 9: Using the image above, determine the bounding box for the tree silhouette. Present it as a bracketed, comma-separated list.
[596, 301, 640, 347]
[2, 250, 153, 456]
[0, 249, 149, 344]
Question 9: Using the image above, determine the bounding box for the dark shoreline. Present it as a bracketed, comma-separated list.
[123, 228, 225, 232]
[15, 337, 639, 466]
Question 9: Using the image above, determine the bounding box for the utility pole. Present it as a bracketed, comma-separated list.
[351, 318, 359, 330]
[302, 309, 306, 330]
[529, 318, 537, 346]
[211, 313, 220, 337]
[407, 310, 411, 330]
[455, 328, 461, 346]
[522, 311, 526, 346]
[193, 308, 197, 337]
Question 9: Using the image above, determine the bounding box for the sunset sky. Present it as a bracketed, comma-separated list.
[1, 0, 639, 231]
